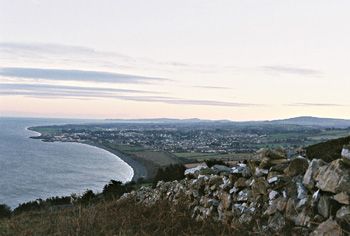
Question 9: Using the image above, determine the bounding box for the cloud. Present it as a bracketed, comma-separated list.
[287, 103, 345, 107]
[162, 99, 257, 107]
[0, 42, 226, 74]
[0, 67, 168, 84]
[193, 85, 231, 90]
[262, 66, 322, 76]
[0, 83, 257, 107]
[0, 83, 156, 94]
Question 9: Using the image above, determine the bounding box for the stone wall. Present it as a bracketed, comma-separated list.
[121, 148, 350, 235]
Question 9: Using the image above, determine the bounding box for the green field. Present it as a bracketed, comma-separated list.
[173, 152, 252, 162]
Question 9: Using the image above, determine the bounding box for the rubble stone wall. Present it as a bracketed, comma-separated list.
[121, 148, 350, 235]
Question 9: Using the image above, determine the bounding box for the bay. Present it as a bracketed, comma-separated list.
[0, 117, 133, 208]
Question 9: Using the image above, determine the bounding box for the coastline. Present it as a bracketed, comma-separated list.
[82, 141, 150, 182]
[27, 127, 150, 182]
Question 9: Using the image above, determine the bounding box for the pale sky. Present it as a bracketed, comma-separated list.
[0, 0, 350, 120]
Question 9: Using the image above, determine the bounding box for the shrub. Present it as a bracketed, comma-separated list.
[102, 180, 133, 200]
[0, 204, 11, 218]
[153, 164, 185, 184]
[78, 190, 96, 206]
[306, 135, 350, 162]
[205, 159, 226, 168]
[13, 199, 44, 215]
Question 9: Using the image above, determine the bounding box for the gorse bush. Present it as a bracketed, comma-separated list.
[306, 135, 350, 162]
[0, 204, 11, 219]
[153, 164, 185, 184]
[204, 159, 227, 168]
[102, 180, 134, 200]
[13, 200, 43, 215]
[77, 190, 96, 206]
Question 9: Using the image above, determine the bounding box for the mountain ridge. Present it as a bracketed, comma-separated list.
[106, 116, 350, 128]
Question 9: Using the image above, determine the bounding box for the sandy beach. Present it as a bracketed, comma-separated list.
[83, 141, 150, 182]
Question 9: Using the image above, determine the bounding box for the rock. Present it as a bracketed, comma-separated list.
[270, 162, 289, 173]
[296, 198, 308, 210]
[229, 186, 239, 194]
[256, 147, 287, 160]
[294, 208, 311, 226]
[190, 176, 206, 189]
[318, 195, 330, 218]
[219, 192, 232, 210]
[265, 200, 278, 215]
[269, 190, 279, 201]
[336, 206, 350, 222]
[255, 167, 269, 177]
[267, 176, 279, 184]
[231, 163, 251, 177]
[332, 192, 349, 205]
[259, 157, 272, 169]
[268, 212, 286, 232]
[269, 158, 289, 166]
[234, 177, 247, 188]
[284, 157, 309, 177]
[251, 177, 268, 197]
[185, 163, 208, 176]
[232, 203, 247, 215]
[208, 175, 223, 188]
[296, 181, 308, 200]
[312, 189, 321, 207]
[285, 198, 298, 221]
[192, 190, 200, 198]
[237, 189, 251, 202]
[315, 159, 350, 194]
[238, 211, 254, 225]
[121, 147, 350, 234]
[219, 176, 232, 190]
[257, 148, 288, 169]
[208, 199, 220, 207]
[211, 165, 232, 174]
[310, 218, 342, 236]
[199, 168, 216, 176]
[303, 159, 326, 190]
[341, 145, 350, 166]
[276, 197, 287, 212]
[265, 197, 286, 215]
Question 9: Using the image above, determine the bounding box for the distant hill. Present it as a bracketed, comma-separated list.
[105, 118, 231, 124]
[268, 116, 350, 128]
[106, 116, 350, 128]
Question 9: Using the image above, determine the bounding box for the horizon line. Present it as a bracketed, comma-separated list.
[1, 115, 350, 123]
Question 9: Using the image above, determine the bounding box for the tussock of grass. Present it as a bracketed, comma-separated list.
[0, 198, 237, 236]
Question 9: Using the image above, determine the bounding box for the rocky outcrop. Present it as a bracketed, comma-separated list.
[314, 159, 350, 194]
[121, 148, 350, 235]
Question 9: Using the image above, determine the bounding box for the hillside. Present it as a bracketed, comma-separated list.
[269, 116, 350, 128]
[1, 141, 350, 235]
[306, 135, 350, 162]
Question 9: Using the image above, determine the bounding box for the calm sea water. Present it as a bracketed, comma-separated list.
[0, 117, 133, 208]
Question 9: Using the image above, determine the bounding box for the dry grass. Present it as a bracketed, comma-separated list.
[0, 198, 238, 236]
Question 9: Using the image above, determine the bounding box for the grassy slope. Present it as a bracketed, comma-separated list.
[0, 198, 235, 236]
[306, 135, 350, 162]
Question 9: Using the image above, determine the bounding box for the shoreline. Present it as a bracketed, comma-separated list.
[27, 127, 150, 182]
[82, 141, 150, 182]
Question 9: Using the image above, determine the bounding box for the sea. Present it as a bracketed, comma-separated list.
[0, 117, 133, 208]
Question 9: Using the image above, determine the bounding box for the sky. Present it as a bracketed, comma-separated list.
[0, 0, 350, 121]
